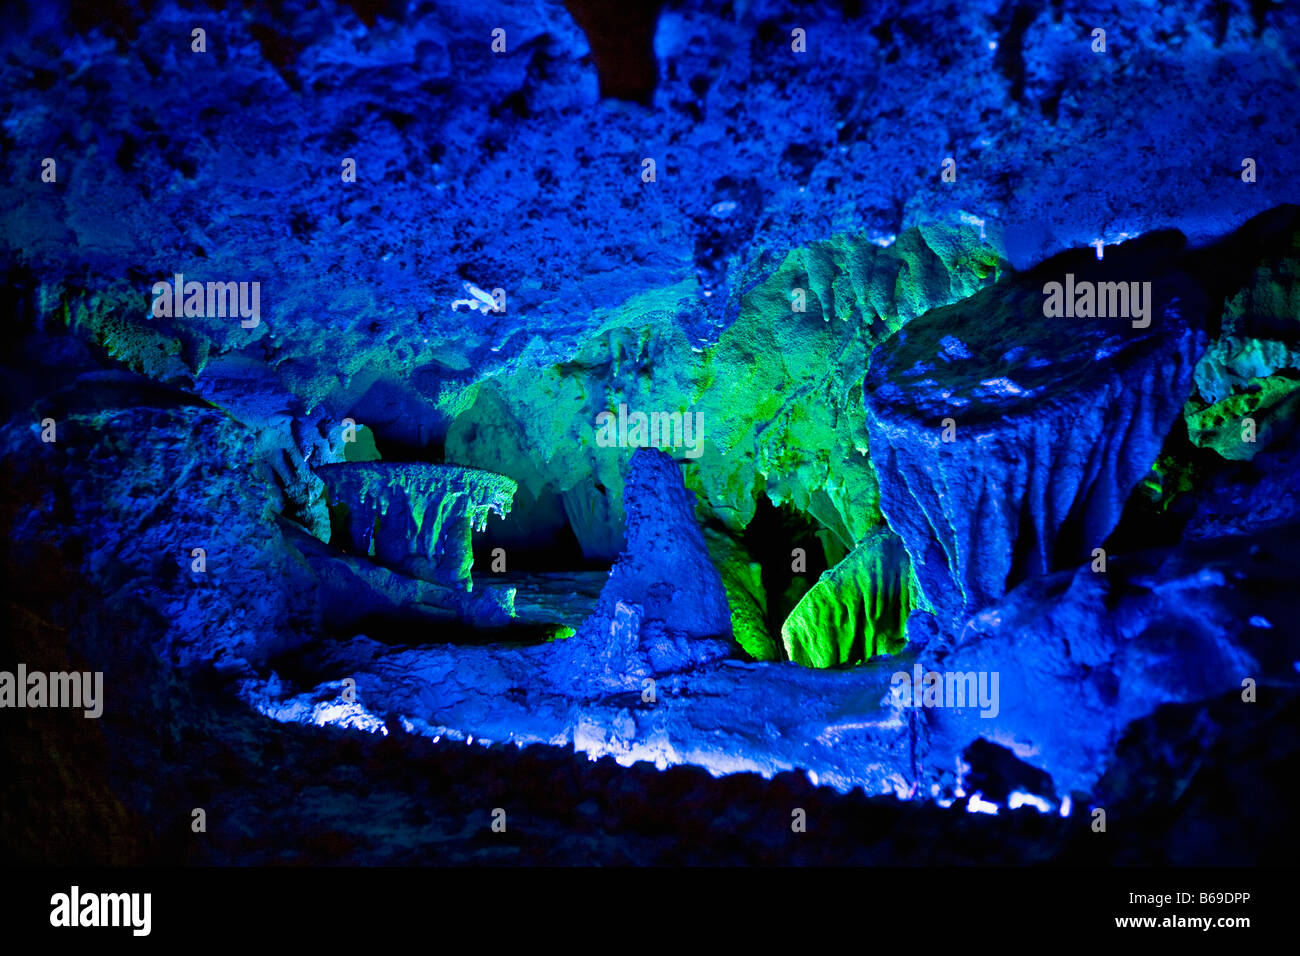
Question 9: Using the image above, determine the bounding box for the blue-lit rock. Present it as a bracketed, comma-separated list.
[591, 447, 731, 640]
[281, 518, 516, 631]
[238, 517, 1297, 803]
[547, 447, 735, 692]
[914, 521, 1299, 799]
[4, 0, 1300, 866]
[4, 0, 1296, 459]
[864, 240, 1209, 633]
[1, 372, 320, 672]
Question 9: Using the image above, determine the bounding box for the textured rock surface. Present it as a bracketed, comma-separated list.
[235, 519, 1295, 806]
[917, 523, 1298, 799]
[781, 525, 918, 667]
[7, 0, 1293, 575]
[282, 518, 517, 631]
[588, 448, 730, 639]
[446, 221, 1007, 566]
[1, 373, 319, 672]
[546, 448, 736, 692]
[1184, 211, 1300, 460]
[1185, 375, 1300, 459]
[316, 462, 516, 586]
[1182, 390, 1300, 542]
[4, 0, 1294, 410]
[5, 0, 1300, 869]
[704, 528, 779, 661]
[865, 238, 1209, 632]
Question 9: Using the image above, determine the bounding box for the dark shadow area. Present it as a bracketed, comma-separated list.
[737, 496, 832, 644]
[292, 613, 562, 658]
[472, 485, 603, 572]
[563, 0, 662, 104]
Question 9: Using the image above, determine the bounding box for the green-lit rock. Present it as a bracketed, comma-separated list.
[781, 526, 918, 668]
[704, 529, 780, 661]
[1185, 219, 1300, 460]
[1138, 449, 1198, 512]
[1184, 375, 1300, 460]
[315, 462, 516, 587]
[446, 221, 1008, 561]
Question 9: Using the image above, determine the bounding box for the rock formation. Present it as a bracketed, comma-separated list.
[864, 238, 1208, 631]
[315, 462, 516, 587]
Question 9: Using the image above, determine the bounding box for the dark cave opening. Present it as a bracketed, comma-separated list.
[362, 433, 446, 464]
[471, 484, 607, 573]
[738, 495, 833, 646]
[1100, 415, 1216, 557]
